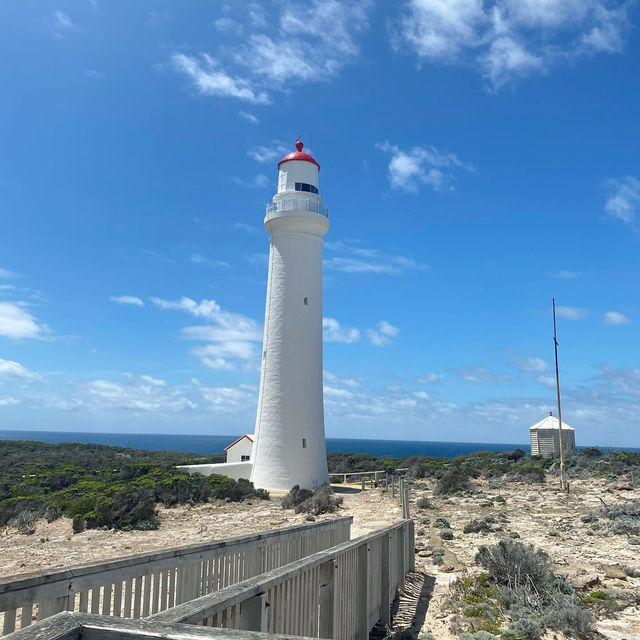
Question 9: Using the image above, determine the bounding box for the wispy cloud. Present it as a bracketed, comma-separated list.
[325, 245, 426, 275]
[0, 358, 40, 381]
[510, 356, 548, 373]
[604, 176, 640, 225]
[457, 367, 510, 384]
[417, 372, 443, 384]
[234, 222, 260, 234]
[556, 305, 589, 320]
[396, 0, 631, 90]
[366, 321, 400, 347]
[85, 373, 196, 412]
[171, 53, 269, 104]
[171, 1, 370, 103]
[192, 379, 257, 413]
[239, 111, 260, 125]
[548, 270, 580, 279]
[537, 376, 556, 388]
[0, 268, 18, 279]
[110, 295, 144, 307]
[323, 317, 360, 343]
[0, 302, 50, 340]
[231, 174, 270, 189]
[247, 141, 289, 164]
[54, 10, 74, 30]
[152, 296, 262, 370]
[604, 311, 631, 326]
[189, 254, 230, 268]
[376, 141, 473, 192]
[0, 397, 20, 407]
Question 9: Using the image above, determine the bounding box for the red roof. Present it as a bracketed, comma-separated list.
[278, 140, 320, 171]
[224, 434, 254, 451]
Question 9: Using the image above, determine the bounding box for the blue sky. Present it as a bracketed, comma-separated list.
[1, 1, 639, 446]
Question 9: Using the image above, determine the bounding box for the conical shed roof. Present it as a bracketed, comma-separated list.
[529, 415, 574, 430]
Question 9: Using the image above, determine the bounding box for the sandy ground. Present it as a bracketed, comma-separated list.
[0, 485, 402, 579]
[1, 478, 638, 639]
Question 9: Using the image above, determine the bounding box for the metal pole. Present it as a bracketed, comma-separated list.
[553, 298, 567, 492]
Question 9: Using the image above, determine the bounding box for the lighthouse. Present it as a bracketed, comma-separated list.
[250, 140, 330, 492]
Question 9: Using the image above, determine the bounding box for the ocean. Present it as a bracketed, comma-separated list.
[1, 430, 637, 458]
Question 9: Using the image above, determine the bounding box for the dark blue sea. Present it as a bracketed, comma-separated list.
[1, 430, 637, 458]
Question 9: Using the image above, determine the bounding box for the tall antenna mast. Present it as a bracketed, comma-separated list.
[553, 298, 568, 492]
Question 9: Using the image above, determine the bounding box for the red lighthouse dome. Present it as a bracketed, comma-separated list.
[278, 139, 320, 171]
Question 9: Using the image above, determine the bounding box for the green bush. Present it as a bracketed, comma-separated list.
[434, 468, 474, 495]
[282, 483, 342, 515]
[464, 518, 492, 534]
[440, 528, 454, 540]
[433, 516, 451, 528]
[476, 541, 552, 593]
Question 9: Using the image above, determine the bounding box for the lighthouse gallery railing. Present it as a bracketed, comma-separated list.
[265, 199, 329, 217]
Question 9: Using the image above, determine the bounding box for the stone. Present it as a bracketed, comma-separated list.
[602, 564, 627, 580]
[575, 574, 600, 589]
[439, 564, 455, 573]
[418, 550, 432, 558]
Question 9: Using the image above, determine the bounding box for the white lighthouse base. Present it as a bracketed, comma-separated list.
[177, 461, 253, 481]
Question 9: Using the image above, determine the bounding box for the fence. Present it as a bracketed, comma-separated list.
[150, 519, 414, 640]
[0, 518, 352, 635]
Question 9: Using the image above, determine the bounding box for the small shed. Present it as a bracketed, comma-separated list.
[529, 413, 576, 458]
[225, 434, 254, 464]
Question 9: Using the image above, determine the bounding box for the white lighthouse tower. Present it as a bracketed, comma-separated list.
[250, 140, 330, 492]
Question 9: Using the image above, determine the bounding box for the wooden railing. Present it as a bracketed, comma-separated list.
[0, 517, 352, 636]
[149, 519, 415, 640]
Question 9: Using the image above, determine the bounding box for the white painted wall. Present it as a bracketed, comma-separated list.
[250, 152, 330, 492]
[226, 436, 253, 463]
[177, 461, 253, 481]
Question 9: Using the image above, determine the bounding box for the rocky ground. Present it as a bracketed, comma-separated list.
[411, 477, 640, 640]
[1, 477, 638, 639]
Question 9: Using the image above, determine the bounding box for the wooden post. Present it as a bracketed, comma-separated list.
[238, 594, 266, 631]
[391, 475, 396, 498]
[361, 478, 365, 491]
[407, 519, 415, 572]
[356, 543, 369, 640]
[379, 532, 390, 625]
[318, 560, 335, 639]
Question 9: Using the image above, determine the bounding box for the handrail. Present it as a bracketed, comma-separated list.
[0, 517, 352, 636]
[265, 199, 328, 217]
[150, 519, 415, 640]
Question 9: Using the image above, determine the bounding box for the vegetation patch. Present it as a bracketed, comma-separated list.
[282, 483, 342, 515]
[0, 440, 266, 532]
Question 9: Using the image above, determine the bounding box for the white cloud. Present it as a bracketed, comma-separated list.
[458, 366, 510, 383]
[189, 254, 230, 268]
[604, 311, 631, 326]
[234, 223, 260, 234]
[0, 268, 18, 279]
[366, 321, 400, 347]
[556, 305, 588, 320]
[110, 295, 144, 307]
[397, 0, 631, 90]
[324, 385, 355, 400]
[548, 270, 580, 279]
[239, 111, 260, 125]
[537, 375, 556, 388]
[604, 176, 640, 225]
[376, 141, 473, 192]
[193, 380, 257, 413]
[418, 372, 443, 383]
[325, 245, 426, 275]
[510, 356, 548, 373]
[0, 359, 40, 381]
[54, 10, 74, 30]
[247, 141, 290, 164]
[171, 1, 369, 103]
[0, 302, 50, 339]
[152, 296, 262, 369]
[323, 317, 360, 343]
[231, 174, 270, 189]
[171, 53, 269, 104]
[0, 397, 20, 407]
[85, 374, 196, 412]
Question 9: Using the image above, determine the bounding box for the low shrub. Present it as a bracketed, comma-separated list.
[416, 496, 431, 509]
[72, 515, 86, 534]
[282, 483, 342, 516]
[434, 469, 474, 495]
[440, 528, 454, 540]
[600, 500, 640, 536]
[464, 518, 492, 534]
[476, 540, 552, 593]
[11, 509, 36, 535]
[542, 597, 594, 638]
[433, 516, 451, 529]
